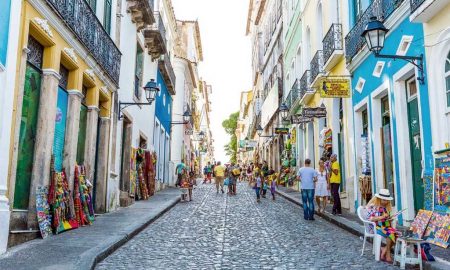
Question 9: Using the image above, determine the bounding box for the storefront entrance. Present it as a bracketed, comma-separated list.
[406, 78, 424, 212]
[13, 37, 43, 209]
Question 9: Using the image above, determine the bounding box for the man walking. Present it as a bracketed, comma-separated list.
[330, 154, 342, 215]
[213, 161, 225, 194]
[175, 162, 186, 187]
[297, 159, 318, 220]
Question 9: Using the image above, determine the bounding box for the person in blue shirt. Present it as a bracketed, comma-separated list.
[175, 162, 186, 187]
[297, 159, 318, 220]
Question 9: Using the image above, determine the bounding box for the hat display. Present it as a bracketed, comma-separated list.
[375, 188, 394, 201]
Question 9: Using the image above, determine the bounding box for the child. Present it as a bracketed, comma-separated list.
[255, 172, 262, 202]
[270, 173, 277, 200]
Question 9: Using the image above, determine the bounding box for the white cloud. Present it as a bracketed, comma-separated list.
[172, 0, 252, 163]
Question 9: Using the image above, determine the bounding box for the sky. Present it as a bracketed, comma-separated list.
[172, 0, 252, 163]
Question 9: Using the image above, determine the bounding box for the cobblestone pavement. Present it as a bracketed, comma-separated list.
[97, 182, 399, 270]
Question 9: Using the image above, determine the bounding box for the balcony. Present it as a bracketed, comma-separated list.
[322, 24, 343, 71]
[310, 50, 324, 86]
[46, 0, 121, 85]
[299, 70, 315, 105]
[158, 53, 176, 95]
[345, 0, 405, 62]
[143, 12, 167, 61]
[126, 0, 155, 31]
[410, 0, 446, 22]
[284, 79, 300, 113]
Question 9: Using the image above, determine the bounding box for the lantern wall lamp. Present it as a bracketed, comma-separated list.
[170, 108, 192, 125]
[118, 79, 160, 120]
[362, 17, 425, 84]
[256, 125, 276, 138]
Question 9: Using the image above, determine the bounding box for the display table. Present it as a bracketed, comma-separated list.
[393, 237, 424, 270]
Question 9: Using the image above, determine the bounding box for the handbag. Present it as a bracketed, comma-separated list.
[224, 178, 230, 186]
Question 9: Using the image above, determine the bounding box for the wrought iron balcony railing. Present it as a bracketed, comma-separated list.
[285, 79, 300, 110]
[299, 70, 312, 101]
[144, 11, 167, 61]
[410, 0, 426, 13]
[158, 53, 176, 95]
[310, 51, 324, 84]
[345, 0, 405, 61]
[323, 24, 343, 65]
[46, 0, 121, 85]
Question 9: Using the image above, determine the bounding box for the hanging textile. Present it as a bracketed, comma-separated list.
[74, 165, 94, 226]
[135, 148, 149, 200]
[48, 170, 78, 234]
[130, 148, 138, 197]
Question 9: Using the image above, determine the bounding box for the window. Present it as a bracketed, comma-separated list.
[362, 109, 368, 135]
[354, 0, 371, 21]
[86, 0, 97, 12]
[134, 44, 144, 99]
[104, 0, 112, 34]
[446, 51, 450, 107]
[381, 96, 390, 126]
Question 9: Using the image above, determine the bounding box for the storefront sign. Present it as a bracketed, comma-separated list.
[185, 129, 193, 135]
[246, 140, 258, 148]
[320, 78, 351, 98]
[275, 128, 289, 135]
[291, 114, 313, 124]
[302, 107, 327, 118]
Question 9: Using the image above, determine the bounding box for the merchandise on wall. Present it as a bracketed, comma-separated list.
[434, 150, 450, 213]
[361, 135, 371, 175]
[73, 165, 94, 226]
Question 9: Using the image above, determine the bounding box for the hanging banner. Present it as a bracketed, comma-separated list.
[302, 107, 327, 118]
[320, 78, 351, 98]
[291, 114, 313, 124]
[246, 140, 258, 148]
[275, 128, 289, 135]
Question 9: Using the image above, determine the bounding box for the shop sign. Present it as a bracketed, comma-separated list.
[185, 129, 193, 135]
[320, 78, 351, 98]
[302, 107, 327, 118]
[246, 140, 258, 148]
[275, 128, 289, 135]
[291, 114, 313, 124]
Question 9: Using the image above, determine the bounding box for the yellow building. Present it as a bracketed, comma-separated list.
[7, 0, 118, 245]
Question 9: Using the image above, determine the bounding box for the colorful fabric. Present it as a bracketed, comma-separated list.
[367, 206, 397, 243]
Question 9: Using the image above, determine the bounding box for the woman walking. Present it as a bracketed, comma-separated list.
[254, 172, 262, 202]
[315, 158, 330, 213]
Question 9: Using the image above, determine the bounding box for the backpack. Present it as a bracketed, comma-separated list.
[232, 168, 241, 176]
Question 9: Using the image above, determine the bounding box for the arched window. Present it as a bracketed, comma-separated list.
[446, 51, 450, 107]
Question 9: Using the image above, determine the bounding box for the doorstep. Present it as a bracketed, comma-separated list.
[0, 188, 181, 270]
[276, 186, 450, 270]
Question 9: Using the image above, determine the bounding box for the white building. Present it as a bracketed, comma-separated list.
[171, 20, 204, 185]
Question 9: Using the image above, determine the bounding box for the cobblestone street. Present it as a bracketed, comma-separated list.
[97, 182, 398, 269]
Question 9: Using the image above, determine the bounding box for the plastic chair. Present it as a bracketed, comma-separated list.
[357, 206, 382, 260]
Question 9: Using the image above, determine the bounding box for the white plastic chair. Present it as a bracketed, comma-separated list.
[357, 206, 382, 260]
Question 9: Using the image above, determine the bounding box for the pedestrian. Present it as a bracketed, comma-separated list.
[270, 170, 277, 200]
[297, 159, 318, 220]
[254, 171, 262, 202]
[230, 163, 240, 195]
[315, 158, 330, 213]
[175, 162, 186, 187]
[213, 161, 225, 194]
[329, 154, 342, 215]
[246, 162, 253, 183]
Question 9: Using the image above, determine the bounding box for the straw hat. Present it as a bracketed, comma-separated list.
[375, 188, 393, 201]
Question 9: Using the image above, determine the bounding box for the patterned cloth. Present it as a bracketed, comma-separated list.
[367, 206, 397, 242]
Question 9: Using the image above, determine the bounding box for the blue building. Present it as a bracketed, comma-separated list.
[346, 0, 433, 224]
[154, 70, 172, 185]
[0, 0, 11, 67]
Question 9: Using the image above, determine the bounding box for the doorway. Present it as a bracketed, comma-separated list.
[406, 78, 423, 212]
[380, 96, 395, 205]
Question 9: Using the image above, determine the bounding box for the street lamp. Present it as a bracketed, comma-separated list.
[198, 131, 205, 140]
[171, 108, 192, 125]
[256, 124, 275, 138]
[118, 79, 160, 120]
[361, 16, 425, 84]
[279, 103, 289, 120]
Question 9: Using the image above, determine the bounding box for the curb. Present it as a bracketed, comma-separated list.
[91, 197, 181, 270]
[276, 189, 448, 270]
